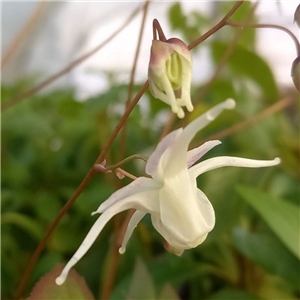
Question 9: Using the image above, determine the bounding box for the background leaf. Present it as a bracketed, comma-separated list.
[28, 264, 94, 300]
[127, 257, 156, 300]
[236, 185, 300, 259]
[211, 42, 279, 102]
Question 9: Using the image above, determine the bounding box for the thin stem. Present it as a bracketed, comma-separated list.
[1, 2, 47, 68]
[2, 4, 143, 112]
[153, 19, 167, 41]
[101, 5, 149, 299]
[227, 20, 300, 57]
[115, 168, 138, 181]
[194, 96, 295, 146]
[106, 154, 148, 170]
[188, 1, 244, 50]
[14, 81, 149, 300]
[195, 2, 258, 104]
[119, 1, 149, 162]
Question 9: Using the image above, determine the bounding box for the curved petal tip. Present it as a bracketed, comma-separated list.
[55, 276, 64, 286]
[119, 247, 126, 254]
[274, 157, 281, 164]
[225, 98, 236, 109]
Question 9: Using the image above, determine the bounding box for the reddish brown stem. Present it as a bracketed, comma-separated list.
[195, 2, 258, 105]
[188, 1, 244, 50]
[101, 4, 149, 299]
[153, 19, 167, 41]
[119, 1, 149, 162]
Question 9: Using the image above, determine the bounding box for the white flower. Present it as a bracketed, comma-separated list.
[148, 38, 193, 119]
[56, 99, 280, 285]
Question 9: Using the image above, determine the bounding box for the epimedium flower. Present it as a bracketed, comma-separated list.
[56, 99, 280, 285]
[148, 38, 193, 119]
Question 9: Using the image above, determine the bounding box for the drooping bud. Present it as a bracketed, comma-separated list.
[148, 38, 193, 118]
[294, 4, 300, 28]
[291, 56, 300, 91]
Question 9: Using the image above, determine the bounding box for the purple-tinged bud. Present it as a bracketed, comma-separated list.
[291, 56, 300, 91]
[294, 4, 300, 28]
[148, 38, 193, 118]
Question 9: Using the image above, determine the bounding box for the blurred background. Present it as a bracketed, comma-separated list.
[2, 1, 299, 300]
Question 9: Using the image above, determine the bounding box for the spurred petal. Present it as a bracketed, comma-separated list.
[56, 189, 160, 285]
[189, 156, 281, 179]
[163, 99, 236, 177]
[152, 185, 214, 249]
[93, 177, 160, 215]
[146, 128, 182, 179]
[187, 140, 221, 168]
[119, 210, 146, 254]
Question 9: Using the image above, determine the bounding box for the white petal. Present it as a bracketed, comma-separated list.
[156, 170, 214, 248]
[148, 70, 171, 106]
[93, 177, 160, 214]
[187, 140, 221, 168]
[163, 99, 236, 177]
[190, 156, 281, 179]
[160, 71, 179, 114]
[152, 187, 214, 249]
[178, 55, 193, 112]
[146, 128, 182, 179]
[119, 210, 146, 254]
[56, 189, 160, 285]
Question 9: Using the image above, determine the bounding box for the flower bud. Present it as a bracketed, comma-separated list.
[294, 4, 300, 28]
[148, 38, 193, 118]
[291, 56, 300, 91]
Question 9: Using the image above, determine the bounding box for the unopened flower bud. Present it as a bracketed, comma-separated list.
[148, 38, 193, 118]
[294, 4, 300, 28]
[291, 56, 300, 91]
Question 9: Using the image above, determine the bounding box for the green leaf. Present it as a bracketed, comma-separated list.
[127, 257, 156, 300]
[1, 212, 44, 241]
[236, 185, 300, 259]
[169, 3, 186, 31]
[159, 284, 180, 300]
[233, 228, 300, 288]
[28, 265, 94, 300]
[211, 42, 279, 101]
[207, 288, 259, 300]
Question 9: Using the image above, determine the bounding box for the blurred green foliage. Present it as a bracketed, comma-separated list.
[2, 2, 299, 300]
